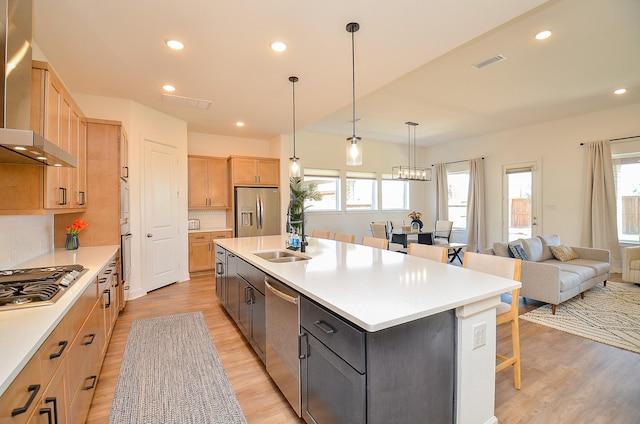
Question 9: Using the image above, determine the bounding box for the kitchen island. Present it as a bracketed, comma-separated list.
[216, 235, 520, 424]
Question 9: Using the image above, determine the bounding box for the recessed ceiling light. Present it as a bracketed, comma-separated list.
[235, 121, 245, 127]
[166, 39, 184, 50]
[162, 84, 176, 92]
[535, 30, 552, 40]
[614, 88, 627, 95]
[270, 41, 287, 52]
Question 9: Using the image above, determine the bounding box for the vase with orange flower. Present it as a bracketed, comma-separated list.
[65, 218, 89, 250]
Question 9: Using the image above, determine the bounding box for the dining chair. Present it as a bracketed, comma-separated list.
[388, 219, 405, 231]
[462, 251, 523, 389]
[370, 222, 406, 253]
[311, 229, 331, 239]
[361, 236, 388, 250]
[407, 243, 448, 263]
[433, 220, 453, 244]
[333, 232, 356, 243]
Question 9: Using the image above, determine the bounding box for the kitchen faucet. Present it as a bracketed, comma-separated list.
[286, 198, 308, 252]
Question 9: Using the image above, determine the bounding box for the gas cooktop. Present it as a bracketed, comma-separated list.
[0, 264, 86, 311]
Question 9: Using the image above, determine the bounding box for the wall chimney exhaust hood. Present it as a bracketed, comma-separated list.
[0, 0, 77, 167]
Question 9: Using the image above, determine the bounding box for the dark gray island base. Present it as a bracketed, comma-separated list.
[300, 296, 455, 423]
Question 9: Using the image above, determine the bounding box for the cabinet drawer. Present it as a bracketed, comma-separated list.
[236, 259, 265, 294]
[300, 297, 365, 373]
[189, 232, 212, 243]
[0, 354, 42, 424]
[38, 314, 73, 384]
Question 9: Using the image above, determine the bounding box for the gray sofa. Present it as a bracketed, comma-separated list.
[484, 235, 610, 314]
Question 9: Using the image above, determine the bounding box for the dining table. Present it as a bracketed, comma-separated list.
[391, 229, 433, 247]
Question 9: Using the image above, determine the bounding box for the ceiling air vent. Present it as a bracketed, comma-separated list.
[471, 54, 506, 70]
[162, 94, 212, 110]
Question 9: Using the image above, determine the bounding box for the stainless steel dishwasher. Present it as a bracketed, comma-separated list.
[265, 276, 301, 417]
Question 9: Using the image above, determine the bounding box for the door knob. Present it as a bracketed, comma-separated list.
[146, 233, 153, 238]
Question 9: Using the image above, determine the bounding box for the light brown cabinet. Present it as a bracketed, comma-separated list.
[189, 231, 232, 273]
[54, 119, 125, 248]
[188, 156, 228, 208]
[120, 128, 129, 181]
[229, 156, 279, 186]
[0, 252, 121, 424]
[0, 61, 87, 215]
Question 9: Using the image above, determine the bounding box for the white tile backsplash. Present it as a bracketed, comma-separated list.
[0, 215, 54, 269]
[187, 210, 229, 229]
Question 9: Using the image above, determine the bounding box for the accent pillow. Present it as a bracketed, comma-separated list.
[520, 237, 543, 262]
[549, 245, 579, 262]
[539, 235, 561, 261]
[493, 242, 510, 257]
[509, 243, 529, 261]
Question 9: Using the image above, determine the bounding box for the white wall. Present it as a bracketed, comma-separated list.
[75, 95, 189, 299]
[423, 102, 640, 261]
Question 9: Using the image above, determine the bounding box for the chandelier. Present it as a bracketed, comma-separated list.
[392, 122, 431, 181]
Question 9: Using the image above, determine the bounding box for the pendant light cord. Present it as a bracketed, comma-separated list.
[289, 76, 299, 158]
[351, 29, 356, 139]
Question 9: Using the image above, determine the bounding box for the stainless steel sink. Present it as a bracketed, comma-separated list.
[254, 250, 311, 263]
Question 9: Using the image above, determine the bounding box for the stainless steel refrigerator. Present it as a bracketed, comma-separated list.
[235, 187, 281, 237]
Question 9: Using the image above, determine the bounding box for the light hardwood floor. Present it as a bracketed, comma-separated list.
[87, 275, 640, 423]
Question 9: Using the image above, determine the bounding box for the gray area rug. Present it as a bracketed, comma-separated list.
[521, 282, 640, 354]
[109, 311, 247, 424]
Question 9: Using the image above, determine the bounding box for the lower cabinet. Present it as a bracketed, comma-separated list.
[0, 251, 121, 424]
[215, 245, 226, 304]
[300, 297, 456, 424]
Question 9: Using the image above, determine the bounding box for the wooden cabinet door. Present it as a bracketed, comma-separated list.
[30, 360, 68, 424]
[257, 159, 279, 185]
[120, 126, 129, 181]
[208, 158, 228, 207]
[232, 157, 259, 185]
[188, 157, 210, 208]
[189, 233, 214, 272]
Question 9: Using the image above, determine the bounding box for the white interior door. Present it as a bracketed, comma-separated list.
[143, 139, 179, 292]
[502, 161, 541, 241]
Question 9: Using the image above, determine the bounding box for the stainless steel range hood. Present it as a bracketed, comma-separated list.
[0, 0, 77, 167]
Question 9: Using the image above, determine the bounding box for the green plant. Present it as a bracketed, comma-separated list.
[288, 177, 322, 234]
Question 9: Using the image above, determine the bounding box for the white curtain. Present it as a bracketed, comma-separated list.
[466, 158, 486, 253]
[434, 163, 448, 220]
[580, 140, 621, 270]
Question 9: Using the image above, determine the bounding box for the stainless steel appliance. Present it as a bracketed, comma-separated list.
[120, 180, 132, 289]
[265, 277, 301, 416]
[0, 0, 77, 167]
[235, 187, 280, 237]
[0, 265, 86, 311]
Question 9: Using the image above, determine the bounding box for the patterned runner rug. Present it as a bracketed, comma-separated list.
[109, 311, 247, 423]
[521, 282, 640, 354]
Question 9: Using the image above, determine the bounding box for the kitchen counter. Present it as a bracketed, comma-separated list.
[216, 235, 520, 332]
[216, 235, 521, 424]
[0, 245, 119, 397]
[188, 227, 233, 234]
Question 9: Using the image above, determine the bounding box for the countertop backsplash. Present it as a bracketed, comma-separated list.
[187, 209, 228, 231]
[0, 215, 53, 269]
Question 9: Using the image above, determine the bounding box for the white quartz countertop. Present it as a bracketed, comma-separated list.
[216, 235, 520, 332]
[0, 245, 119, 397]
[188, 227, 233, 234]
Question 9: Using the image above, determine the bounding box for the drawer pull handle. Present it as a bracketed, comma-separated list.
[44, 397, 58, 424]
[84, 333, 96, 345]
[39, 407, 52, 423]
[314, 320, 336, 335]
[85, 375, 98, 390]
[50, 340, 68, 359]
[11, 384, 40, 416]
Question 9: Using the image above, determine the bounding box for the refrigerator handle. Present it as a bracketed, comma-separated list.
[257, 195, 263, 230]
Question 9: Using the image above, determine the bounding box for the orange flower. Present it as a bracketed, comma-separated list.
[408, 211, 422, 220]
[67, 218, 89, 235]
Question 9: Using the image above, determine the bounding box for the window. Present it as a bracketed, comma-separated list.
[381, 174, 409, 210]
[303, 168, 340, 212]
[613, 154, 640, 243]
[447, 170, 469, 229]
[346, 171, 377, 211]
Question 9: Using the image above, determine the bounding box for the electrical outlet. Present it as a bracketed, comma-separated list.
[472, 322, 486, 350]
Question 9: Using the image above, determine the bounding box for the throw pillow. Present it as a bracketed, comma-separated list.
[520, 237, 543, 262]
[509, 243, 529, 261]
[549, 245, 579, 262]
[493, 242, 510, 257]
[539, 235, 561, 261]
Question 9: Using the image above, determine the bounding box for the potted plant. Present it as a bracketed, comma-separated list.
[288, 177, 322, 235]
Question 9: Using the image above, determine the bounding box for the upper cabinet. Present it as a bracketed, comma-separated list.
[120, 128, 129, 181]
[229, 156, 279, 186]
[188, 156, 228, 209]
[0, 61, 87, 214]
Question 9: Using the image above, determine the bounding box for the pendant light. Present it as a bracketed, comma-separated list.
[346, 22, 362, 166]
[392, 122, 432, 181]
[289, 76, 301, 177]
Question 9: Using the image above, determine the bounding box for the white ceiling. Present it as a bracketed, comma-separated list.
[33, 0, 640, 147]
